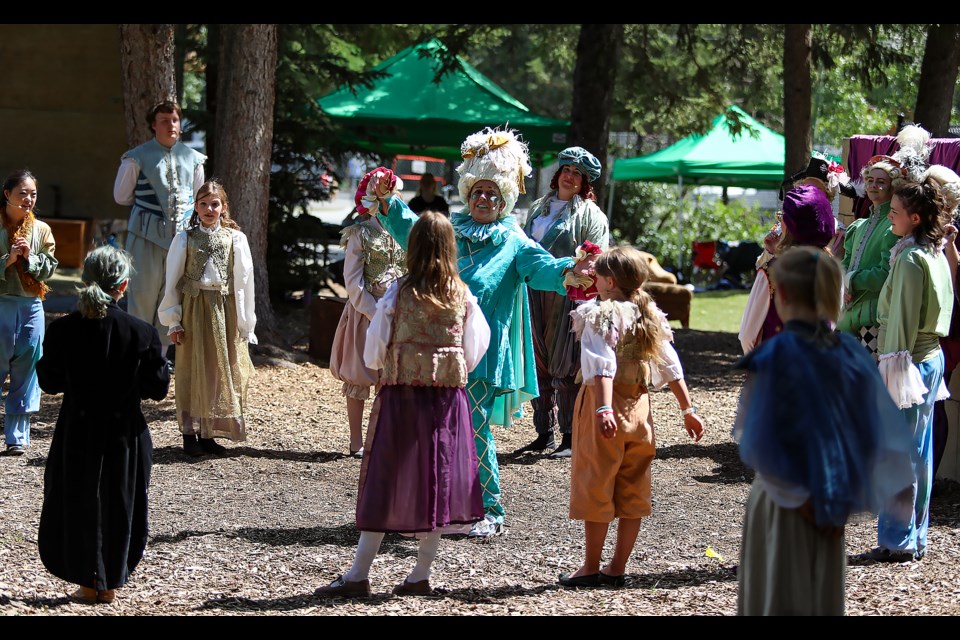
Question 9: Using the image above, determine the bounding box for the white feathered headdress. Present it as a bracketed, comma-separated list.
[456, 127, 532, 218]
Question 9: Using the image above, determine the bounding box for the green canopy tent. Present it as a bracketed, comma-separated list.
[317, 39, 570, 169]
[610, 106, 785, 269]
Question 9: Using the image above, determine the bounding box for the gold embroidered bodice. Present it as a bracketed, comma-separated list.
[178, 226, 233, 296]
[342, 220, 407, 297]
[380, 284, 468, 388]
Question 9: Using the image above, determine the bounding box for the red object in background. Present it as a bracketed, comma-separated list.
[391, 155, 447, 187]
[692, 241, 723, 270]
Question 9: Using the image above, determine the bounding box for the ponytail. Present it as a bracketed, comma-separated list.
[630, 288, 665, 361]
[76, 282, 115, 320]
[596, 246, 664, 360]
[77, 245, 134, 319]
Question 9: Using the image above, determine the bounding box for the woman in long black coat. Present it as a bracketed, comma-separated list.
[36, 245, 170, 605]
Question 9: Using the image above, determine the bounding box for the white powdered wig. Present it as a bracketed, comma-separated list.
[925, 164, 960, 214]
[896, 124, 933, 184]
[457, 127, 532, 218]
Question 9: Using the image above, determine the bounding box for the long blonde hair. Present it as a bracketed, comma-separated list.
[594, 246, 663, 360]
[400, 210, 466, 310]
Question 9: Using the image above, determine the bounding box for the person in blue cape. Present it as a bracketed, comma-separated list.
[365, 128, 593, 537]
[734, 245, 915, 615]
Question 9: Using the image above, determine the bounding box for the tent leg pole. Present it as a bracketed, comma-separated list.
[677, 175, 683, 278]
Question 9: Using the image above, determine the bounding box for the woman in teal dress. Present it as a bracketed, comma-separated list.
[366, 128, 591, 537]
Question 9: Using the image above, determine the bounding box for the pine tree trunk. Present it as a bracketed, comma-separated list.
[174, 24, 186, 105]
[914, 24, 960, 137]
[783, 24, 812, 182]
[569, 24, 623, 206]
[214, 24, 279, 343]
[205, 24, 221, 175]
[118, 24, 176, 148]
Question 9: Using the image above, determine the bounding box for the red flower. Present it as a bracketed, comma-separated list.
[578, 240, 603, 255]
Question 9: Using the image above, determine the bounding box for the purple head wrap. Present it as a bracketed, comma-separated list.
[782, 184, 836, 248]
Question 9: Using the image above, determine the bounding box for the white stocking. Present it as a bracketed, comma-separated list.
[343, 531, 385, 582]
[407, 531, 442, 583]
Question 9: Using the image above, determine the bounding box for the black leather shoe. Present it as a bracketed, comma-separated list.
[182, 435, 204, 457]
[549, 434, 573, 459]
[199, 438, 227, 455]
[598, 572, 626, 588]
[558, 572, 601, 588]
[855, 547, 915, 563]
[513, 432, 555, 454]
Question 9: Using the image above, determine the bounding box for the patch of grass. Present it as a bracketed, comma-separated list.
[668, 289, 749, 334]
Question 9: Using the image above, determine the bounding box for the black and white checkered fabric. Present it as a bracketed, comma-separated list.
[858, 325, 880, 360]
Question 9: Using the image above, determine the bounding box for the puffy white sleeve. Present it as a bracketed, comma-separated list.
[651, 339, 684, 389]
[738, 269, 770, 355]
[232, 231, 258, 344]
[157, 231, 188, 332]
[580, 321, 618, 380]
[342, 230, 378, 320]
[194, 163, 205, 197]
[364, 283, 400, 370]
[463, 291, 491, 372]
[113, 157, 139, 206]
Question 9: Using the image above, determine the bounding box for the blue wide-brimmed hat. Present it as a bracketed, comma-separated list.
[558, 146, 602, 183]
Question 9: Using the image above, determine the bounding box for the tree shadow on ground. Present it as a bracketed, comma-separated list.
[656, 441, 752, 485]
[196, 565, 736, 612]
[672, 329, 744, 390]
[24, 454, 47, 467]
[498, 450, 558, 467]
[199, 592, 395, 612]
[7, 594, 77, 610]
[151, 445, 348, 465]
[930, 478, 960, 527]
[150, 525, 419, 556]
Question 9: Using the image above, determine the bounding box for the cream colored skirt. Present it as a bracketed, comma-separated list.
[176, 289, 253, 441]
[737, 482, 845, 616]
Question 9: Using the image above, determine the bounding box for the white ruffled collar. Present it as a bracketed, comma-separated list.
[197, 220, 222, 234]
[450, 211, 517, 246]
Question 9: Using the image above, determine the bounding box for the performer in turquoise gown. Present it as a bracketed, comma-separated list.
[365, 128, 591, 537]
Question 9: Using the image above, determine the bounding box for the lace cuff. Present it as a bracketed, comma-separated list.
[878, 350, 928, 409]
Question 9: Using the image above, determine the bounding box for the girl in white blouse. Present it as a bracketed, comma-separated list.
[158, 181, 256, 456]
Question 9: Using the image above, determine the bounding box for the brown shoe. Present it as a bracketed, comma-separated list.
[392, 578, 432, 596]
[314, 575, 371, 598]
[97, 589, 117, 604]
[69, 587, 98, 604]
